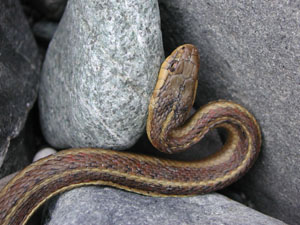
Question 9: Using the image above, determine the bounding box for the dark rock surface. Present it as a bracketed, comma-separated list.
[158, 1, 300, 224]
[30, 0, 67, 21]
[32, 20, 58, 42]
[0, 0, 41, 178]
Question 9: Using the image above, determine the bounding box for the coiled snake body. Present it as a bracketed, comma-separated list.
[0, 44, 261, 225]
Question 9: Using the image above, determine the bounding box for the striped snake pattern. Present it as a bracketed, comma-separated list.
[0, 44, 261, 225]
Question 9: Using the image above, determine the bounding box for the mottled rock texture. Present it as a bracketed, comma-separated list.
[0, 0, 41, 178]
[45, 187, 286, 225]
[39, 0, 164, 150]
[158, 1, 300, 224]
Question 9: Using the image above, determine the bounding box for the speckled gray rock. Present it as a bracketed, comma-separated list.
[0, 0, 41, 177]
[44, 187, 286, 225]
[39, 0, 164, 150]
[158, 1, 300, 224]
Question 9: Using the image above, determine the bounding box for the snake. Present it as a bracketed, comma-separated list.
[0, 44, 261, 225]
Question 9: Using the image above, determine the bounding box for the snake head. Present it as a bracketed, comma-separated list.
[167, 44, 199, 78]
[147, 44, 200, 153]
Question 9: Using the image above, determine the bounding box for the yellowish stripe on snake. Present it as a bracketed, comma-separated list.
[0, 44, 261, 225]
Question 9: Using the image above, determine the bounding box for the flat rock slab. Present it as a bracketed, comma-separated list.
[0, 0, 41, 177]
[158, 1, 300, 224]
[39, 0, 164, 150]
[45, 187, 286, 225]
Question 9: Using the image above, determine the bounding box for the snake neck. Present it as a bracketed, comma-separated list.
[148, 98, 261, 156]
[146, 44, 199, 153]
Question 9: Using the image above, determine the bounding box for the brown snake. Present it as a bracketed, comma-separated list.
[0, 44, 261, 225]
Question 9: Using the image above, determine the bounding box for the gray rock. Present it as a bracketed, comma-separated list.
[45, 187, 286, 225]
[31, 0, 67, 21]
[0, 172, 17, 191]
[158, 0, 300, 224]
[39, 0, 164, 150]
[33, 20, 58, 42]
[0, 0, 41, 177]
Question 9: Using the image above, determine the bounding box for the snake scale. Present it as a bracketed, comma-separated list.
[0, 44, 261, 225]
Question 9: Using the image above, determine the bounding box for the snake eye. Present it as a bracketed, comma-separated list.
[169, 60, 178, 72]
